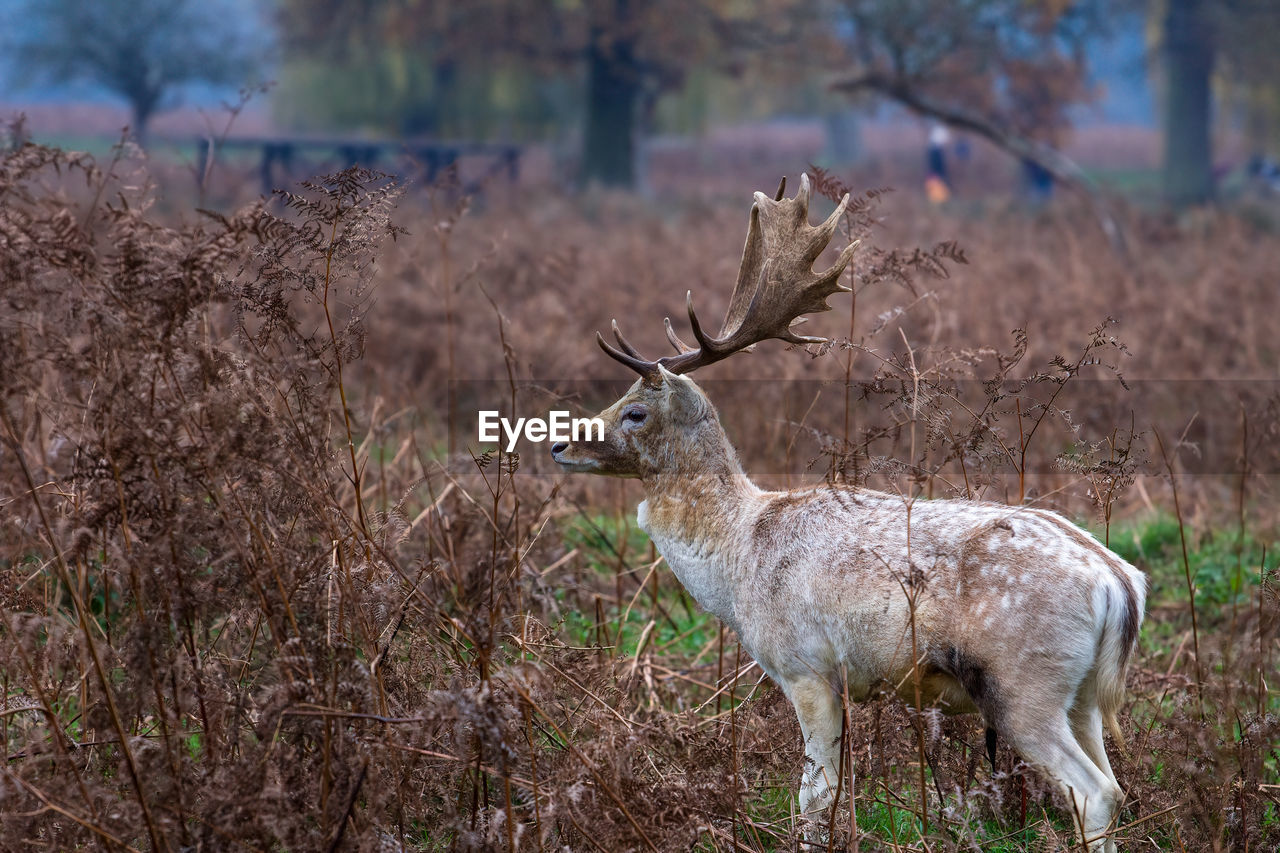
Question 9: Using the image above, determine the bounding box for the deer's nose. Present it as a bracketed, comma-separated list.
[551, 442, 568, 455]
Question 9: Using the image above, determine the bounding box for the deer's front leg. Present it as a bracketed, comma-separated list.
[789, 678, 844, 828]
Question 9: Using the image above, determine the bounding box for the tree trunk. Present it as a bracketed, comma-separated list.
[401, 58, 456, 137]
[130, 90, 159, 147]
[581, 27, 640, 189]
[1162, 0, 1215, 207]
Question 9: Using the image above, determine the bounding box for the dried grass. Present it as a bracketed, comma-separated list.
[2, 130, 1277, 851]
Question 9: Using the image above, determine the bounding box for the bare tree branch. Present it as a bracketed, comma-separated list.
[833, 71, 1129, 256]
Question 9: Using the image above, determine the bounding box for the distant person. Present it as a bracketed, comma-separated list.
[925, 174, 951, 204]
[926, 123, 951, 203]
[1022, 158, 1054, 204]
[926, 123, 951, 182]
[1246, 154, 1280, 194]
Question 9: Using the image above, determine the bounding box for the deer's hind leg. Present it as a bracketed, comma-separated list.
[1069, 670, 1120, 788]
[1003, 704, 1122, 853]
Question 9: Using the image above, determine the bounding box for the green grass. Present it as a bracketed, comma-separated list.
[721, 783, 1084, 851]
[1105, 513, 1278, 608]
[1084, 167, 1163, 197]
[555, 512, 727, 655]
[559, 512, 722, 659]
[560, 512, 652, 574]
[26, 133, 239, 165]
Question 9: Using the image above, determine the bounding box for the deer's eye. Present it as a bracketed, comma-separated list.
[623, 408, 647, 424]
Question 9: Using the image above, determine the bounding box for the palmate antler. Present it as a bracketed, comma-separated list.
[598, 174, 858, 378]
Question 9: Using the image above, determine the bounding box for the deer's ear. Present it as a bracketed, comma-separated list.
[664, 371, 710, 424]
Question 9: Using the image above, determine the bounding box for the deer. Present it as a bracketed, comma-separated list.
[550, 174, 1147, 852]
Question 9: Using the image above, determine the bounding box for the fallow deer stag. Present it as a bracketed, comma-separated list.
[551, 175, 1146, 852]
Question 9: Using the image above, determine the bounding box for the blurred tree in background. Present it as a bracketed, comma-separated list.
[275, 0, 774, 188]
[5, 0, 264, 143]
[820, 0, 1134, 246]
[274, 1, 573, 142]
[825, 0, 1115, 184]
[1220, 1, 1280, 159]
[10, 0, 1274, 207]
[1160, 0, 1213, 207]
[1159, 0, 1280, 206]
[553, 0, 766, 188]
[270, 0, 1280, 205]
[1217, 2, 1280, 162]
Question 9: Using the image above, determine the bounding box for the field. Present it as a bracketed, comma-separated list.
[1, 127, 1278, 852]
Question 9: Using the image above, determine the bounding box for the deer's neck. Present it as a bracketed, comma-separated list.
[637, 420, 759, 628]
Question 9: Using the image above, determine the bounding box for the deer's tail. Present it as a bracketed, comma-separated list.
[1096, 558, 1147, 745]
